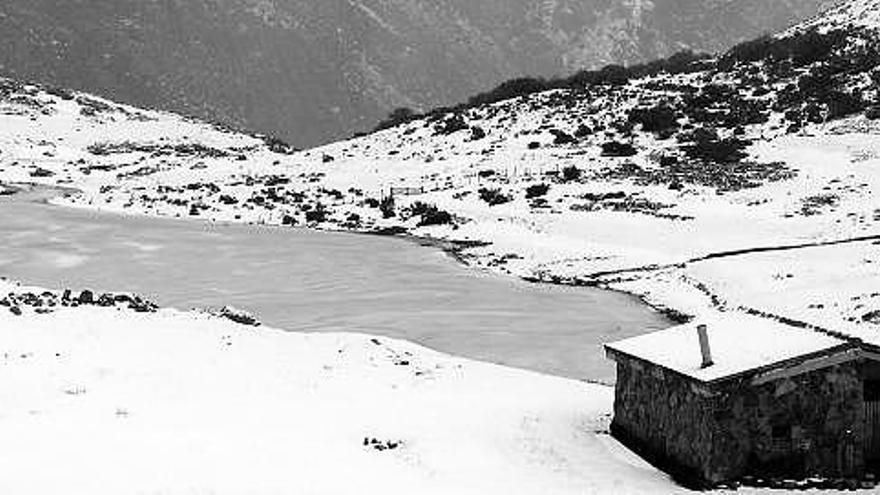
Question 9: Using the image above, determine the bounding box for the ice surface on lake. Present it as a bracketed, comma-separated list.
[0, 193, 669, 381]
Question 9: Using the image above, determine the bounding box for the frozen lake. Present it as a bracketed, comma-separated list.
[0, 188, 670, 382]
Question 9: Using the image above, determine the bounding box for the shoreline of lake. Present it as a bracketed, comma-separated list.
[0, 182, 673, 383]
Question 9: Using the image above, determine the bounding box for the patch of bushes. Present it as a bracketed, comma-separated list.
[45, 86, 74, 101]
[575, 125, 592, 138]
[379, 196, 396, 218]
[374, 107, 418, 131]
[798, 69, 834, 98]
[435, 113, 468, 135]
[722, 98, 770, 127]
[628, 105, 679, 134]
[682, 135, 750, 164]
[525, 183, 550, 199]
[342, 213, 362, 228]
[566, 64, 630, 87]
[263, 135, 297, 154]
[478, 188, 512, 206]
[561, 166, 582, 182]
[305, 204, 328, 223]
[601, 141, 638, 157]
[582, 191, 626, 201]
[465, 77, 551, 108]
[824, 90, 865, 120]
[550, 129, 576, 145]
[383, 51, 709, 130]
[410, 202, 454, 226]
[720, 29, 849, 69]
[469, 126, 487, 141]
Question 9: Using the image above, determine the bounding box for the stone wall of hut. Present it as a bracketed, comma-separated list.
[713, 361, 864, 480]
[610, 355, 722, 485]
[611, 354, 865, 486]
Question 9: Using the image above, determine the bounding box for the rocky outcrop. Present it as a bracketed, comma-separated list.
[1, 286, 158, 316]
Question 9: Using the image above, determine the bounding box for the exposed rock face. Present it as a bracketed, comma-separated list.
[0, 0, 832, 146]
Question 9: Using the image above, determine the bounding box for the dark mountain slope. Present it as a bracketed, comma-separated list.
[0, 0, 833, 146]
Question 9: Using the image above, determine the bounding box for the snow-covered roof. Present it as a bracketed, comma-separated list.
[605, 312, 849, 383]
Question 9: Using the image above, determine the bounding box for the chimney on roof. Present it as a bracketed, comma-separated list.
[697, 324, 714, 368]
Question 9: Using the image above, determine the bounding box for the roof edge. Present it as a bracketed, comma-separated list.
[605, 342, 861, 387]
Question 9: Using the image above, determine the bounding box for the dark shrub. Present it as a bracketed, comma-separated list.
[788, 30, 848, 66]
[825, 90, 865, 120]
[659, 155, 678, 167]
[478, 188, 512, 206]
[804, 103, 824, 123]
[343, 213, 362, 228]
[628, 105, 679, 133]
[410, 202, 453, 226]
[375, 107, 418, 131]
[612, 119, 635, 134]
[527, 141, 541, 149]
[720, 29, 847, 68]
[695, 84, 737, 107]
[45, 86, 74, 100]
[263, 135, 297, 154]
[574, 125, 592, 138]
[798, 69, 834, 98]
[866, 106, 880, 120]
[550, 129, 576, 145]
[601, 141, 638, 157]
[466, 77, 549, 107]
[784, 108, 802, 122]
[435, 114, 468, 135]
[627, 50, 711, 78]
[752, 86, 771, 97]
[379, 195, 395, 218]
[469, 126, 487, 141]
[682, 127, 719, 143]
[561, 166, 581, 182]
[570, 64, 630, 86]
[525, 183, 550, 198]
[305, 205, 327, 223]
[683, 137, 750, 163]
[724, 99, 770, 127]
[719, 35, 774, 67]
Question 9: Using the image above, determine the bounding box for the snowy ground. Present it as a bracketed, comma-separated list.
[0, 279, 682, 495]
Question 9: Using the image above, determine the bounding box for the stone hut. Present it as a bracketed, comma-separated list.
[605, 313, 880, 487]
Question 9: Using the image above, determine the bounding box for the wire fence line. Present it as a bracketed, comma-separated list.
[378, 163, 565, 199]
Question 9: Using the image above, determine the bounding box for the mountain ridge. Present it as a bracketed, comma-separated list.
[0, 0, 834, 147]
